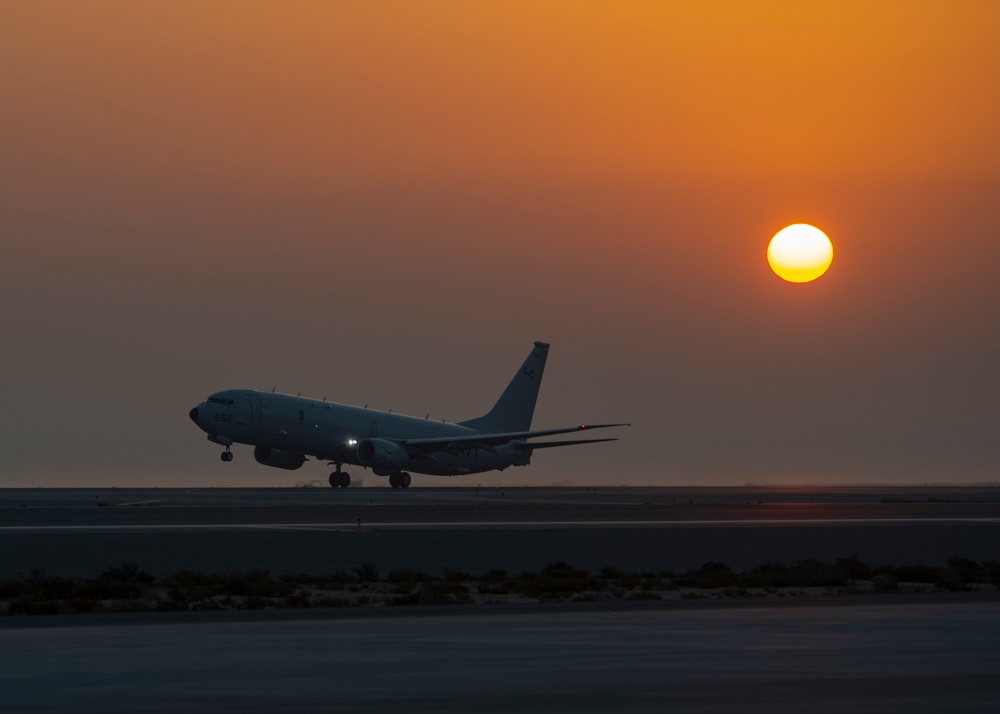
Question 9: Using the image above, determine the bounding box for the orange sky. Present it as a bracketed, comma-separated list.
[1, 1, 998, 485]
[4, 1, 999, 192]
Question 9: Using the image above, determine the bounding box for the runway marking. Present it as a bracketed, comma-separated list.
[2, 518, 1000, 532]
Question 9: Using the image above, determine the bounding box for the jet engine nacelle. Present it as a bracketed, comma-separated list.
[356, 438, 409, 473]
[253, 446, 306, 470]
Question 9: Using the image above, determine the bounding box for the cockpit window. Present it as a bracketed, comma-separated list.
[205, 397, 235, 406]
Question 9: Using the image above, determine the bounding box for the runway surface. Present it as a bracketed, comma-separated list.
[3, 487, 1000, 712]
[2, 487, 998, 577]
[3, 600, 999, 713]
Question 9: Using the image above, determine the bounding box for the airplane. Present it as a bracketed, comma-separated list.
[188, 341, 627, 488]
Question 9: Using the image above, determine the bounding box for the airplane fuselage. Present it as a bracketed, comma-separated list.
[189, 389, 529, 476]
[189, 342, 625, 487]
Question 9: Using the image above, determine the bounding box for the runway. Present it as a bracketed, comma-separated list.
[2, 487, 998, 578]
[3, 600, 999, 713]
[3, 487, 1000, 712]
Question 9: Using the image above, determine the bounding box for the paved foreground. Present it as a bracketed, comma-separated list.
[2, 600, 998, 713]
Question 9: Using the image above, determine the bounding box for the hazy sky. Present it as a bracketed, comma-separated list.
[2, 1, 997, 486]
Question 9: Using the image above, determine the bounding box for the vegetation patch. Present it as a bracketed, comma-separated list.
[2, 556, 997, 616]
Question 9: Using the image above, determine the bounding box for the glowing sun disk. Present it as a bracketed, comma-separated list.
[767, 224, 833, 283]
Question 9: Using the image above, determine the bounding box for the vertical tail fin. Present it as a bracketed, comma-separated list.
[459, 342, 549, 433]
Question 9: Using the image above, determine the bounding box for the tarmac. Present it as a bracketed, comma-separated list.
[2, 599, 999, 713]
[2, 486, 999, 712]
[1, 487, 998, 577]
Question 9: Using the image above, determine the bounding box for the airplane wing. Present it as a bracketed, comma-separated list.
[512, 438, 619, 450]
[402, 424, 629, 453]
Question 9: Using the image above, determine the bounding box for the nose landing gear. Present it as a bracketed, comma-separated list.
[209, 435, 235, 462]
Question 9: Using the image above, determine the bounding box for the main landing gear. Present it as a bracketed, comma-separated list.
[329, 464, 351, 488]
[388, 472, 411, 489]
[220, 446, 233, 463]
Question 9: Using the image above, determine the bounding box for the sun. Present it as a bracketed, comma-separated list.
[767, 224, 833, 283]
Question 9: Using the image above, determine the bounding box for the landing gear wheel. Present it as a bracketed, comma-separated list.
[220, 450, 233, 462]
[389, 473, 399, 488]
[329, 471, 351, 488]
[400, 472, 411, 489]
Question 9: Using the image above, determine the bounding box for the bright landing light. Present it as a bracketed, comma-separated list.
[767, 224, 833, 283]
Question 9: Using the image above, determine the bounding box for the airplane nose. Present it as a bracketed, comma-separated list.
[189, 408, 200, 422]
